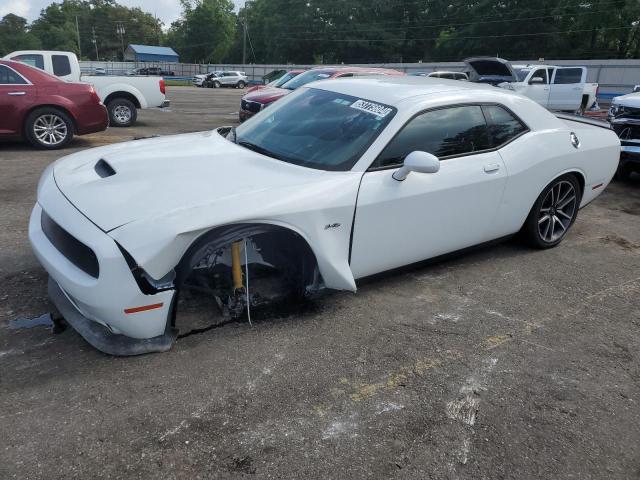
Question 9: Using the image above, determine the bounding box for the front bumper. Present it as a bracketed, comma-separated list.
[29, 169, 176, 350]
[48, 277, 177, 355]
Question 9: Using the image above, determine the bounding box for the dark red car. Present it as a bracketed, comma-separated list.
[0, 59, 108, 149]
[239, 66, 404, 122]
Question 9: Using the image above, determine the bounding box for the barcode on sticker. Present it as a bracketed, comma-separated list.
[350, 99, 393, 118]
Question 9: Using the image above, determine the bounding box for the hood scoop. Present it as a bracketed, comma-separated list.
[95, 159, 116, 178]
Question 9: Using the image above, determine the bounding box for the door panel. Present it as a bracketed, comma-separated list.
[524, 68, 550, 106]
[549, 67, 585, 110]
[350, 151, 507, 279]
[0, 65, 35, 136]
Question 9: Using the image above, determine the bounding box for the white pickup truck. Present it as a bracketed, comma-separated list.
[4, 50, 169, 127]
[464, 57, 598, 112]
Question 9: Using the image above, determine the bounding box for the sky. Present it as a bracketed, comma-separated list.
[1, 0, 246, 27]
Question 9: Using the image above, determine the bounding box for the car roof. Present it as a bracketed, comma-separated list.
[307, 76, 500, 106]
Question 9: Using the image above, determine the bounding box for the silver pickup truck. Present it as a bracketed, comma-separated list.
[4, 50, 169, 127]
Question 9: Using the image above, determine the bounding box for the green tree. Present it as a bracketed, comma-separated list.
[168, 0, 236, 63]
[0, 14, 41, 55]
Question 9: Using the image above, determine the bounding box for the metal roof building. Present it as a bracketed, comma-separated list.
[124, 44, 179, 63]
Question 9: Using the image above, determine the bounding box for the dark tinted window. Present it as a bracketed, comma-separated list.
[372, 105, 490, 168]
[52, 55, 71, 76]
[530, 68, 548, 84]
[482, 105, 528, 147]
[11, 54, 44, 70]
[553, 68, 583, 84]
[0, 65, 27, 84]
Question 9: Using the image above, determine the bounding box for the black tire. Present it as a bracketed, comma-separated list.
[521, 174, 582, 249]
[107, 98, 137, 127]
[24, 107, 74, 149]
[237, 81, 246, 89]
[213, 80, 221, 88]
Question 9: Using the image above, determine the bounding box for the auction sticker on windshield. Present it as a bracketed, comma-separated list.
[350, 99, 393, 118]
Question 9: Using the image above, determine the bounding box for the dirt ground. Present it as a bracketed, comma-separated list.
[1, 87, 639, 480]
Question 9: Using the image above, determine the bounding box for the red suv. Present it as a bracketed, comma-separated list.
[239, 66, 404, 122]
[0, 60, 108, 149]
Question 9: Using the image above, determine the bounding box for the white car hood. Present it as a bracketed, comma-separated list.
[53, 131, 330, 232]
[612, 92, 640, 108]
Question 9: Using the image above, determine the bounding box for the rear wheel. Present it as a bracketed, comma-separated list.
[522, 175, 581, 249]
[25, 107, 74, 149]
[107, 98, 137, 127]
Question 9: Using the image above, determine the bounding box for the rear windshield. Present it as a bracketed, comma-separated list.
[234, 88, 396, 171]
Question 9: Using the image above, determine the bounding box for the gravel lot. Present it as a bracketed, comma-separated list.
[1, 86, 639, 480]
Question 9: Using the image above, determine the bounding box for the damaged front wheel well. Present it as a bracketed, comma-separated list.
[174, 223, 321, 296]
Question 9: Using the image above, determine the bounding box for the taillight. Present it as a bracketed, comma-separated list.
[159, 79, 166, 95]
[89, 87, 101, 104]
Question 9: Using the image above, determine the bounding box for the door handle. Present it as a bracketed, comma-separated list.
[484, 163, 500, 173]
[7, 91, 26, 96]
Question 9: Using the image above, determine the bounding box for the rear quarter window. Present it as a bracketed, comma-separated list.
[482, 105, 528, 147]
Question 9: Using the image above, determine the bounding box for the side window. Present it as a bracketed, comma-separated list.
[372, 105, 491, 169]
[440, 73, 455, 80]
[336, 73, 354, 78]
[482, 105, 528, 147]
[0, 65, 28, 84]
[530, 68, 548, 84]
[553, 68, 583, 84]
[11, 54, 44, 70]
[52, 55, 71, 77]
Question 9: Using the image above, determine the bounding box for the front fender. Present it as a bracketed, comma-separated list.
[108, 174, 363, 293]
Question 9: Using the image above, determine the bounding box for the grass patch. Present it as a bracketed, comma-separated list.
[164, 79, 193, 86]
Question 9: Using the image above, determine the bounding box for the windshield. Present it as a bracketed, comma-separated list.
[270, 71, 301, 88]
[515, 68, 531, 82]
[280, 70, 334, 90]
[234, 88, 396, 171]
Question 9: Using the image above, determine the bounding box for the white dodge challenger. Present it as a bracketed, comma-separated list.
[29, 77, 620, 355]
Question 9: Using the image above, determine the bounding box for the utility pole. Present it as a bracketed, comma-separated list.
[92, 27, 99, 61]
[75, 15, 82, 59]
[116, 22, 126, 61]
[242, 19, 247, 65]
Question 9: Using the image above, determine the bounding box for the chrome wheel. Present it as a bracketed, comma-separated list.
[33, 114, 68, 146]
[537, 180, 577, 243]
[113, 105, 132, 124]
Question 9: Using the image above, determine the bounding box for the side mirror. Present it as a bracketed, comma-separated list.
[529, 77, 544, 85]
[392, 151, 440, 181]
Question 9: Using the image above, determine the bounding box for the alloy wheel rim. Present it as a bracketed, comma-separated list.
[538, 180, 577, 242]
[113, 105, 132, 124]
[33, 114, 67, 145]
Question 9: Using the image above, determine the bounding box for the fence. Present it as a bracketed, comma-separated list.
[80, 59, 640, 97]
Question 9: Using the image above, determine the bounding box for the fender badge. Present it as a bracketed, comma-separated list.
[570, 132, 580, 149]
[324, 223, 341, 230]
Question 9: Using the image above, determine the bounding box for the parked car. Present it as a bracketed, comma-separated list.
[129, 66, 175, 76]
[239, 66, 404, 122]
[192, 70, 222, 87]
[0, 60, 107, 149]
[413, 71, 469, 81]
[608, 91, 640, 179]
[203, 71, 248, 89]
[464, 57, 598, 111]
[245, 69, 304, 94]
[92, 67, 106, 75]
[30, 76, 619, 354]
[4, 50, 170, 127]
